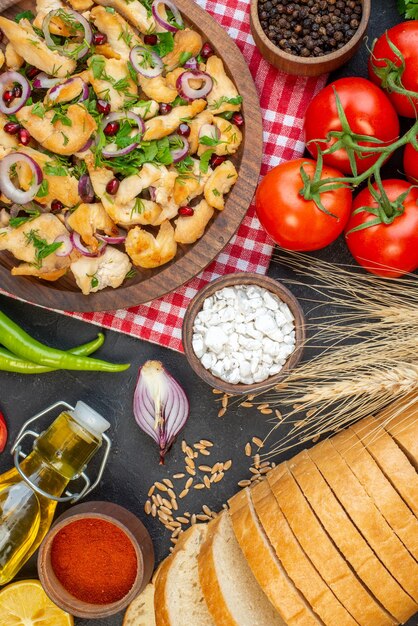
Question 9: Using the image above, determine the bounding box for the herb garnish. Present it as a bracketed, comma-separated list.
[209, 95, 243, 109]
[397, 0, 418, 18]
[25, 229, 62, 267]
[14, 9, 35, 22]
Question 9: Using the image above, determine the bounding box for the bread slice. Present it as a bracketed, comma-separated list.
[251, 477, 358, 626]
[333, 426, 418, 562]
[375, 392, 418, 469]
[268, 464, 394, 626]
[289, 450, 411, 623]
[228, 487, 323, 626]
[123, 582, 156, 626]
[198, 511, 285, 626]
[351, 415, 418, 517]
[309, 439, 418, 605]
[154, 524, 214, 626]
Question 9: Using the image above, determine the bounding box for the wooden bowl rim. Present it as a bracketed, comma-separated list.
[250, 0, 371, 68]
[0, 0, 263, 312]
[182, 272, 306, 395]
[37, 502, 153, 618]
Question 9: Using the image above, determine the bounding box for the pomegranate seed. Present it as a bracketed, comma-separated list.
[12, 85, 22, 98]
[178, 206, 194, 216]
[103, 121, 119, 136]
[4, 122, 21, 135]
[93, 32, 108, 45]
[159, 103, 172, 115]
[106, 178, 120, 195]
[51, 199, 64, 213]
[210, 154, 227, 168]
[232, 112, 244, 127]
[178, 123, 190, 137]
[144, 34, 158, 45]
[26, 66, 41, 80]
[18, 128, 31, 145]
[3, 90, 15, 104]
[201, 42, 214, 60]
[96, 99, 111, 115]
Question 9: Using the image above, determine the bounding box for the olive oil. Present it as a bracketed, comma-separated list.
[0, 403, 110, 584]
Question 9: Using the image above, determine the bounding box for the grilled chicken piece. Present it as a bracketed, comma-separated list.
[0, 214, 71, 278]
[90, 6, 142, 61]
[13, 146, 80, 208]
[94, 0, 155, 33]
[162, 29, 203, 72]
[172, 158, 211, 206]
[0, 114, 19, 150]
[206, 56, 241, 115]
[16, 103, 97, 156]
[143, 100, 207, 141]
[188, 111, 214, 154]
[4, 43, 23, 70]
[88, 55, 137, 111]
[11, 265, 68, 281]
[71, 246, 132, 295]
[45, 76, 86, 105]
[138, 74, 178, 104]
[116, 163, 163, 206]
[0, 50, 4, 71]
[198, 116, 242, 157]
[204, 160, 238, 210]
[105, 198, 164, 227]
[67, 202, 118, 250]
[65, 0, 93, 11]
[0, 17, 76, 77]
[125, 220, 177, 268]
[33, 0, 74, 36]
[174, 199, 214, 244]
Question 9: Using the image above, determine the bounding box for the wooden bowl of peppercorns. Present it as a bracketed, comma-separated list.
[251, 0, 371, 76]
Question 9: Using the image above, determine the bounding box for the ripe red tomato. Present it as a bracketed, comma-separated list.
[255, 158, 352, 252]
[345, 180, 418, 277]
[404, 141, 418, 183]
[369, 22, 418, 118]
[304, 77, 400, 175]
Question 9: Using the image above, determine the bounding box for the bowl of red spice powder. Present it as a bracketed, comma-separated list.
[38, 501, 155, 619]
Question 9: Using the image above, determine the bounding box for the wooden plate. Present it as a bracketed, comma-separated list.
[0, 0, 262, 312]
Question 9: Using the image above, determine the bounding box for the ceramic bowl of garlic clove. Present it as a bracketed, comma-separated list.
[182, 273, 306, 395]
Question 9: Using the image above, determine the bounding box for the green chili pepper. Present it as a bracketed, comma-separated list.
[0, 311, 130, 372]
[0, 333, 105, 373]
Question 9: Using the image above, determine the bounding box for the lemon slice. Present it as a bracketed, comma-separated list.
[0, 580, 73, 626]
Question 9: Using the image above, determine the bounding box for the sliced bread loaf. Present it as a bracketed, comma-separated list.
[288, 450, 410, 623]
[333, 426, 418, 562]
[309, 440, 418, 606]
[123, 582, 156, 626]
[251, 477, 358, 626]
[198, 511, 285, 626]
[375, 392, 418, 470]
[228, 487, 323, 626]
[268, 464, 394, 626]
[351, 415, 418, 517]
[154, 524, 213, 626]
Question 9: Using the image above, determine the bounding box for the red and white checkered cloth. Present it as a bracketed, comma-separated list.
[0, 0, 326, 352]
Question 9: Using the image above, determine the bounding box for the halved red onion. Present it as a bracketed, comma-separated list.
[48, 77, 89, 103]
[176, 70, 212, 101]
[199, 123, 220, 142]
[100, 111, 145, 158]
[130, 46, 163, 78]
[78, 174, 95, 203]
[33, 73, 62, 89]
[0, 72, 31, 114]
[169, 134, 189, 163]
[54, 233, 73, 257]
[71, 231, 107, 257]
[151, 0, 184, 32]
[42, 9, 93, 60]
[97, 229, 126, 245]
[0, 153, 42, 204]
[184, 56, 198, 70]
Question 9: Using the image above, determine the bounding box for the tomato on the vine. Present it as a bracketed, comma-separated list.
[369, 22, 418, 118]
[345, 180, 418, 278]
[255, 158, 352, 252]
[304, 78, 400, 176]
[404, 141, 418, 183]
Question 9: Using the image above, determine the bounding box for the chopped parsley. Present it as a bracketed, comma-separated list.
[36, 179, 49, 198]
[91, 275, 99, 288]
[199, 135, 222, 147]
[9, 208, 40, 229]
[199, 150, 213, 174]
[179, 51, 193, 66]
[175, 155, 194, 173]
[14, 9, 35, 22]
[91, 56, 106, 80]
[32, 102, 46, 119]
[151, 31, 174, 57]
[25, 229, 62, 268]
[212, 188, 221, 197]
[209, 95, 243, 109]
[105, 6, 116, 12]
[44, 162, 67, 177]
[172, 95, 188, 107]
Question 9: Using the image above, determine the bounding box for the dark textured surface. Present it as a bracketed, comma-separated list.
[1, 1, 417, 625]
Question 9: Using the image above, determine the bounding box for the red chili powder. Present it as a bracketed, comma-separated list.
[50, 518, 138, 604]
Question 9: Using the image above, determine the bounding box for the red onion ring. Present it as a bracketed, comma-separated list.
[0, 153, 42, 204]
[78, 173, 95, 203]
[151, 0, 184, 32]
[100, 111, 145, 158]
[184, 56, 198, 70]
[96, 230, 126, 245]
[0, 72, 31, 115]
[78, 137, 94, 153]
[169, 133, 189, 163]
[54, 233, 73, 256]
[130, 46, 163, 78]
[42, 9, 93, 60]
[33, 73, 62, 89]
[176, 70, 212, 101]
[48, 77, 89, 103]
[71, 231, 107, 257]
